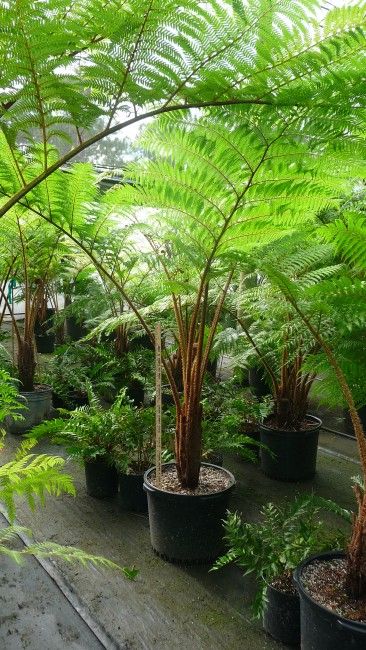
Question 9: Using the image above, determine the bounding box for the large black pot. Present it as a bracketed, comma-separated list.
[35, 332, 55, 354]
[35, 308, 56, 353]
[260, 415, 321, 481]
[263, 582, 300, 646]
[126, 379, 144, 407]
[119, 472, 147, 512]
[249, 367, 270, 398]
[143, 463, 235, 564]
[35, 308, 55, 336]
[66, 316, 86, 341]
[84, 457, 118, 498]
[294, 551, 366, 650]
[6, 384, 52, 434]
[52, 390, 88, 410]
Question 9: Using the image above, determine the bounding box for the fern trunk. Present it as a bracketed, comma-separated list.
[346, 500, 366, 599]
[175, 400, 202, 489]
[114, 325, 128, 358]
[18, 338, 36, 392]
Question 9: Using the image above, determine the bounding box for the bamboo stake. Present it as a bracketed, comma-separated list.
[155, 323, 162, 487]
[11, 282, 15, 365]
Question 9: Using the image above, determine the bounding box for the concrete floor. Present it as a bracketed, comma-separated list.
[0, 430, 359, 650]
[0, 514, 103, 650]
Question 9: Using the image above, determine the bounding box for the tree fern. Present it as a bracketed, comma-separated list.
[1, 1, 366, 218]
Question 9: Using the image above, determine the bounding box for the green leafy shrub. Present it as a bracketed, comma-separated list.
[212, 494, 351, 617]
[29, 388, 156, 473]
[0, 371, 137, 577]
[201, 379, 272, 460]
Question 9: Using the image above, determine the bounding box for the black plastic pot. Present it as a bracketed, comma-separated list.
[35, 332, 55, 354]
[52, 390, 88, 410]
[260, 415, 321, 481]
[66, 316, 86, 341]
[126, 379, 144, 407]
[294, 551, 366, 650]
[6, 384, 52, 434]
[118, 472, 147, 512]
[249, 366, 270, 398]
[263, 582, 300, 646]
[143, 462, 235, 564]
[84, 457, 118, 498]
[35, 307, 56, 353]
[35, 308, 55, 336]
[243, 426, 261, 459]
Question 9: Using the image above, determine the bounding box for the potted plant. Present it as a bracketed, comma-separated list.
[264, 239, 366, 648]
[29, 388, 126, 498]
[201, 379, 272, 464]
[0, 214, 67, 433]
[0, 367, 138, 579]
[114, 406, 156, 513]
[47, 112, 337, 562]
[213, 495, 350, 646]
[232, 240, 340, 481]
[41, 341, 123, 409]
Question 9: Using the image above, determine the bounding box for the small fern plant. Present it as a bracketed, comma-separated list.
[0, 372, 137, 577]
[212, 494, 351, 618]
[0, 369, 25, 432]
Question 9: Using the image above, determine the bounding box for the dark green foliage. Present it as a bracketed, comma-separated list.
[201, 379, 272, 460]
[213, 494, 351, 617]
[29, 388, 155, 472]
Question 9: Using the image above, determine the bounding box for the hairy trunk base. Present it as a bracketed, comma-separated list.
[18, 338, 36, 392]
[175, 402, 202, 489]
[346, 502, 366, 599]
[275, 396, 308, 430]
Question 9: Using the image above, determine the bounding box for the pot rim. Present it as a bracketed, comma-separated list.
[260, 414, 322, 435]
[144, 461, 235, 498]
[19, 383, 52, 397]
[294, 550, 366, 630]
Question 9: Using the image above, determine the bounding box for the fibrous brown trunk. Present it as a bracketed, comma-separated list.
[114, 325, 128, 357]
[346, 488, 366, 598]
[175, 401, 202, 489]
[55, 323, 65, 345]
[18, 338, 36, 392]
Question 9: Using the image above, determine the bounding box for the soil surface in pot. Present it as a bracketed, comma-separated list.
[149, 465, 232, 495]
[302, 557, 366, 622]
[265, 415, 319, 432]
[271, 570, 297, 596]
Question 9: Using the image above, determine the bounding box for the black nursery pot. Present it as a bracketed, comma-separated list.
[52, 390, 88, 410]
[35, 332, 55, 354]
[143, 462, 235, 564]
[263, 582, 300, 646]
[35, 307, 56, 353]
[6, 384, 52, 434]
[84, 457, 118, 498]
[126, 379, 144, 407]
[118, 472, 147, 513]
[260, 415, 321, 481]
[294, 551, 366, 650]
[249, 366, 270, 397]
[66, 316, 87, 341]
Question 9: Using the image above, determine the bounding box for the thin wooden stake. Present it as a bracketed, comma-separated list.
[11, 283, 15, 365]
[155, 323, 162, 487]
